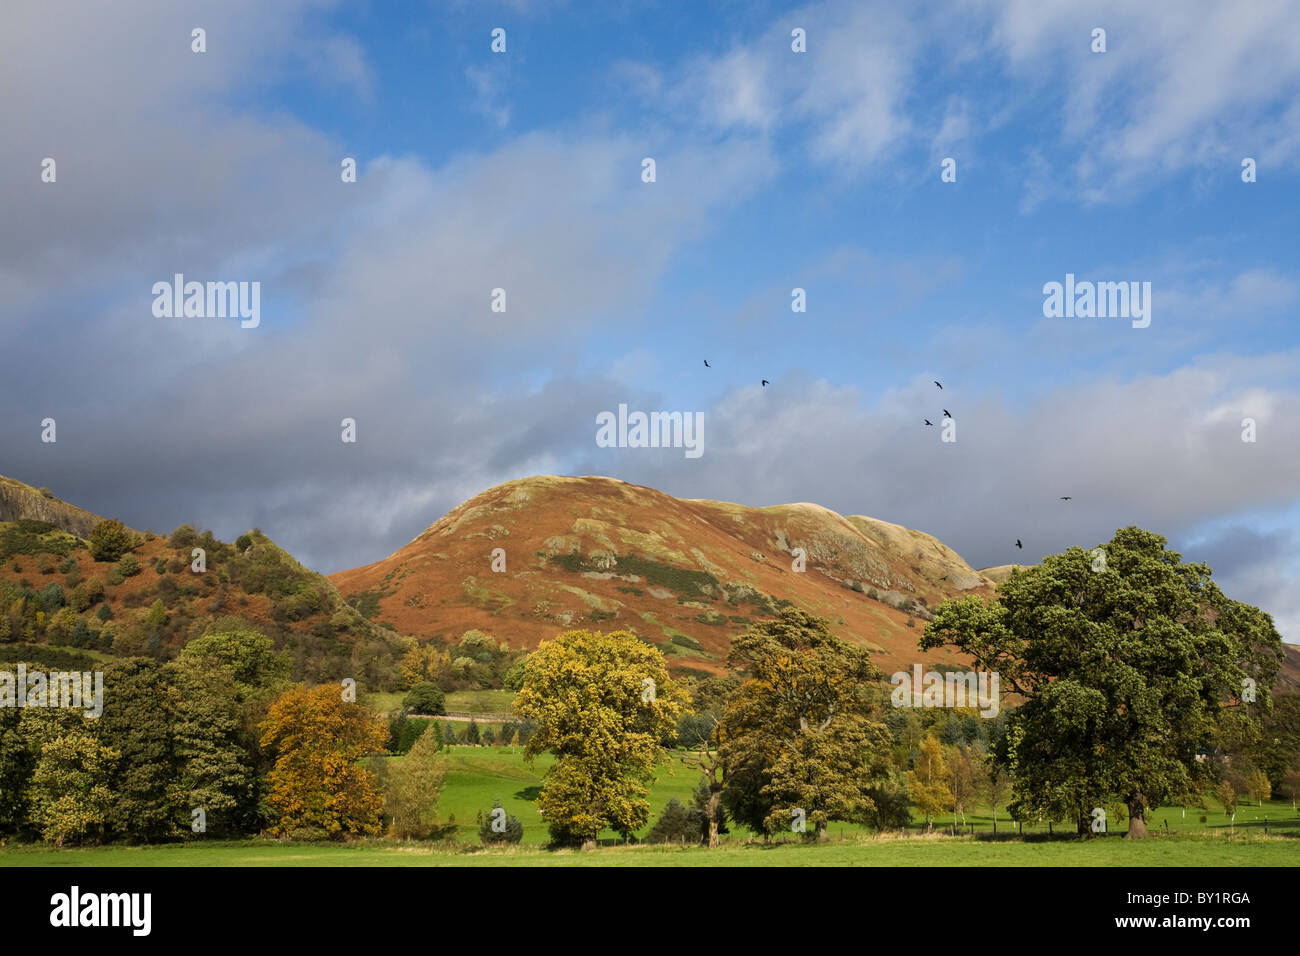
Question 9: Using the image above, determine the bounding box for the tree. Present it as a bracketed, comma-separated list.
[399, 643, 449, 689]
[23, 711, 119, 846]
[503, 658, 528, 691]
[908, 735, 953, 831]
[921, 527, 1284, 838]
[513, 628, 682, 846]
[402, 682, 446, 715]
[88, 519, 135, 563]
[719, 608, 893, 841]
[98, 659, 181, 841]
[259, 685, 388, 837]
[144, 598, 169, 632]
[645, 798, 705, 844]
[1282, 765, 1300, 812]
[382, 726, 448, 839]
[1245, 768, 1271, 807]
[478, 796, 523, 845]
[443, 721, 458, 748]
[0, 708, 34, 835]
[678, 675, 739, 848]
[946, 744, 978, 829]
[1217, 779, 1237, 816]
[167, 656, 261, 836]
[979, 747, 1013, 832]
[180, 625, 291, 706]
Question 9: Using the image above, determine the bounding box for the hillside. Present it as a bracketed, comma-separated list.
[0, 476, 408, 687]
[329, 475, 998, 677]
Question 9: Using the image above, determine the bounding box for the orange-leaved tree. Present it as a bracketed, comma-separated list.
[259, 684, 387, 837]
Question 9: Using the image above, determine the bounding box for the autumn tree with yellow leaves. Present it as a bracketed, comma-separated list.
[513, 628, 683, 846]
[259, 684, 387, 837]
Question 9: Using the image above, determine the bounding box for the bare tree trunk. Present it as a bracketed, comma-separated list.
[1126, 794, 1148, 840]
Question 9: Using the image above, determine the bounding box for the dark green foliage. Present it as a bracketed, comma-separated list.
[39, 583, 65, 612]
[388, 715, 440, 755]
[169, 526, 198, 550]
[348, 590, 384, 620]
[0, 644, 104, 672]
[96, 603, 112, 622]
[116, 555, 141, 578]
[89, 519, 135, 563]
[552, 551, 721, 600]
[478, 796, 523, 844]
[0, 708, 34, 835]
[99, 659, 181, 841]
[862, 771, 913, 830]
[235, 534, 252, 552]
[69, 619, 91, 647]
[401, 683, 446, 715]
[923, 526, 1286, 837]
[466, 719, 481, 746]
[503, 659, 527, 691]
[0, 526, 75, 559]
[645, 798, 705, 844]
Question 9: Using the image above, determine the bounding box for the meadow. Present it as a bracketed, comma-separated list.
[3, 747, 1297, 867]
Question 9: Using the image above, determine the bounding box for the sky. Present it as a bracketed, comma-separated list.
[2, 0, 1298, 642]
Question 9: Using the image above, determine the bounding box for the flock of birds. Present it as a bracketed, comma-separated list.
[699, 369, 1072, 555]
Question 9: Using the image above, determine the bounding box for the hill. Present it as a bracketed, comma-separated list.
[329, 475, 998, 677]
[0, 476, 408, 687]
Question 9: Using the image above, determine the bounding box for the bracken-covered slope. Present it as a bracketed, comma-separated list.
[329, 475, 998, 676]
[0, 474, 408, 687]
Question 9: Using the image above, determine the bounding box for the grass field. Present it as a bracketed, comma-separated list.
[3, 832, 1297, 867]
[3, 746, 1298, 866]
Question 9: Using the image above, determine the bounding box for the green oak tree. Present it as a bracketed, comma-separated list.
[921, 527, 1284, 838]
[719, 608, 893, 840]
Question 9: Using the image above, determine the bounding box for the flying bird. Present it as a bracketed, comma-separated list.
[1060, 496, 1072, 501]
[943, 409, 951, 418]
[934, 381, 943, 389]
[1016, 539, 1022, 549]
[924, 419, 933, 426]
[703, 359, 710, 367]
[761, 379, 769, 387]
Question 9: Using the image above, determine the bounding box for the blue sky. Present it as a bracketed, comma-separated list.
[2, 0, 1298, 640]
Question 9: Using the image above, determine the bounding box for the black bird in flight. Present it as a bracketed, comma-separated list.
[761, 379, 769, 387]
[1016, 539, 1022, 549]
[703, 359, 710, 367]
[924, 419, 933, 426]
[943, 409, 951, 418]
[1060, 496, 1072, 501]
[934, 381, 943, 389]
